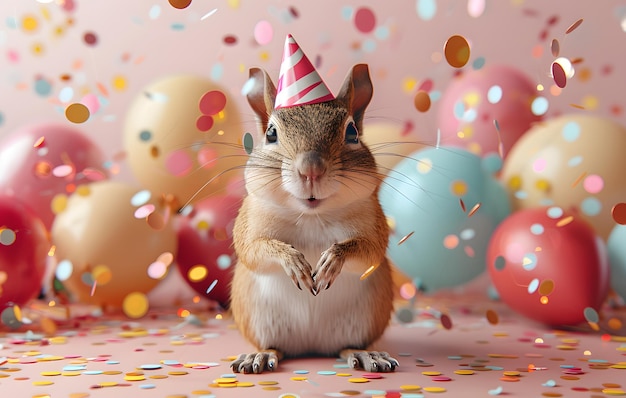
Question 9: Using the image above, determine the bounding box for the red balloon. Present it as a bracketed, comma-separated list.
[0, 196, 49, 308]
[487, 206, 610, 326]
[175, 195, 241, 308]
[0, 122, 108, 230]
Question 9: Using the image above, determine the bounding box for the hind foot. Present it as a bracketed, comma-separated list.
[342, 350, 399, 373]
[230, 350, 279, 374]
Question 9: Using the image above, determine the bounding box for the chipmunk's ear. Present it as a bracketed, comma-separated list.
[336, 64, 373, 128]
[246, 68, 277, 131]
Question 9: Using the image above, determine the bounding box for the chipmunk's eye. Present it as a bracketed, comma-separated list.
[345, 121, 359, 145]
[265, 124, 278, 144]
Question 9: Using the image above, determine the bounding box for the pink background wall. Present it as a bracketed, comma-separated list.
[1, 0, 625, 182]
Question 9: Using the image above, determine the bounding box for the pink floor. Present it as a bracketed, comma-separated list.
[1, 295, 626, 398]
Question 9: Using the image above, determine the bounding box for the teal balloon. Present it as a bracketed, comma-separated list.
[607, 224, 626, 300]
[379, 146, 510, 292]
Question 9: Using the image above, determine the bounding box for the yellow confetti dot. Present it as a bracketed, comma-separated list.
[122, 292, 149, 319]
[40, 371, 61, 376]
[191, 391, 212, 395]
[503, 371, 521, 377]
[112, 75, 128, 91]
[535, 179, 551, 191]
[416, 158, 433, 174]
[214, 377, 237, 384]
[50, 194, 68, 214]
[33, 380, 54, 386]
[603, 389, 626, 396]
[424, 386, 447, 393]
[168, 371, 189, 376]
[22, 15, 39, 32]
[124, 374, 146, 381]
[450, 180, 468, 196]
[422, 371, 442, 376]
[188, 265, 208, 282]
[99, 382, 118, 387]
[402, 77, 417, 93]
[65, 103, 90, 123]
[290, 376, 308, 381]
[62, 371, 81, 377]
[348, 377, 369, 383]
[401, 384, 422, 390]
[454, 369, 475, 375]
[236, 382, 254, 387]
[336, 373, 352, 377]
[258, 381, 279, 385]
[92, 264, 113, 285]
[610, 363, 626, 369]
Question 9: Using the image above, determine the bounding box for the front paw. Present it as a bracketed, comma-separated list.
[231, 351, 279, 374]
[348, 351, 399, 373]
[282, 246, 315, 294]
[313, 244, 344, 292]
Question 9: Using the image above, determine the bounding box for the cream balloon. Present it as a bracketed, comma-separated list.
[123, 75, 246, 208]
[362, 122, 427, 175]
[501, 114, 626, 240]
[51, 181, 177, 309]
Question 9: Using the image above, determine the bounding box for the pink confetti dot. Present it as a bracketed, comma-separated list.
[253, 20, 273, 45]
[134, 204, 155, 219]
[199, 90, 227, 115]
[532, 157, 547, 173]
[196, 115, 214, 132]
[583, 174, 604, 194]
[165, 149, 193, 177]
[354, 7, 376, 33]
[197, 147, 218, 169]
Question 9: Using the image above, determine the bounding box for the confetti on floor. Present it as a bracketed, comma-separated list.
[1, 295, 625, 397]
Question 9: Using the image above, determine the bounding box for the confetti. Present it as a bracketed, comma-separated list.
[168, 0, 192, 9]
[565, 18, 584, 34]
[444, 35, 471, 68]
[414, 90, 431, 112]
[65, 103, 90, 123]
[397, 231, 414, 245]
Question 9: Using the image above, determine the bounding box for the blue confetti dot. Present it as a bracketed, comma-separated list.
[531, 96, 549, 116]
[568, 155, 583, 167]
[522, 253, 537, 271]
[341, 6, 354, 20]
[580, 197, 601, 216]
[211, 63, 224, 81]
[487, 85, 503, 104]
[139, 130, 152, 142]
[530, 223, 544, 235]
[416, 0, 437, 21]
[562, 121, 581, 142]
[472, 56, 486, 70]
[34, 78, 52, 97]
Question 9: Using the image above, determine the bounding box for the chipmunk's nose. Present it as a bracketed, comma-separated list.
[296, 151, 327, 182]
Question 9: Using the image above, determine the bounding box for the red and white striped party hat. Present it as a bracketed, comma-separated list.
[274, 34, 335, 109]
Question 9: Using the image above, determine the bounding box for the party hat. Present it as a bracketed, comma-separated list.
[274, 34, 335, 109]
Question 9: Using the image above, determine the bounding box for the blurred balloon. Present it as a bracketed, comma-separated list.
[437, 64, 542, 157]
[607, 224, 626, 302]
[379, 146, 510, 292]
[175, 194, 241, 308]
[487, 206, 609, 326]
[51, 181, 177, 311]
[501, 114, 626, 240]
[361, 122, 427, 175]
[0, 122, 108, 230]
[123, 75, 246, 208]
[0, 196, 49, 309]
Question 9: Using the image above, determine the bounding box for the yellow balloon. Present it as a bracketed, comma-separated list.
[361, 122, 427, 175]
[501, 114, 626, 240]
[51, 181, 177, 308]
[123, 75, 245, 208]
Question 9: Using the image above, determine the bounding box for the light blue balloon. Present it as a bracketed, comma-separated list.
[379, 146, 510, 292]
[607, 224, 626, 300]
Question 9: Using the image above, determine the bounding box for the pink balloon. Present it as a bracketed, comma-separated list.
[0, 122, 108, 230]
[437, 65, 542, 158]
[0, 196, 49, 309]
[174, 194, 241, 308]
[487, 206, 610, 326]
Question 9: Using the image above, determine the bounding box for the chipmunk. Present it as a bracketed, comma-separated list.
[229, 35, 397, 374]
